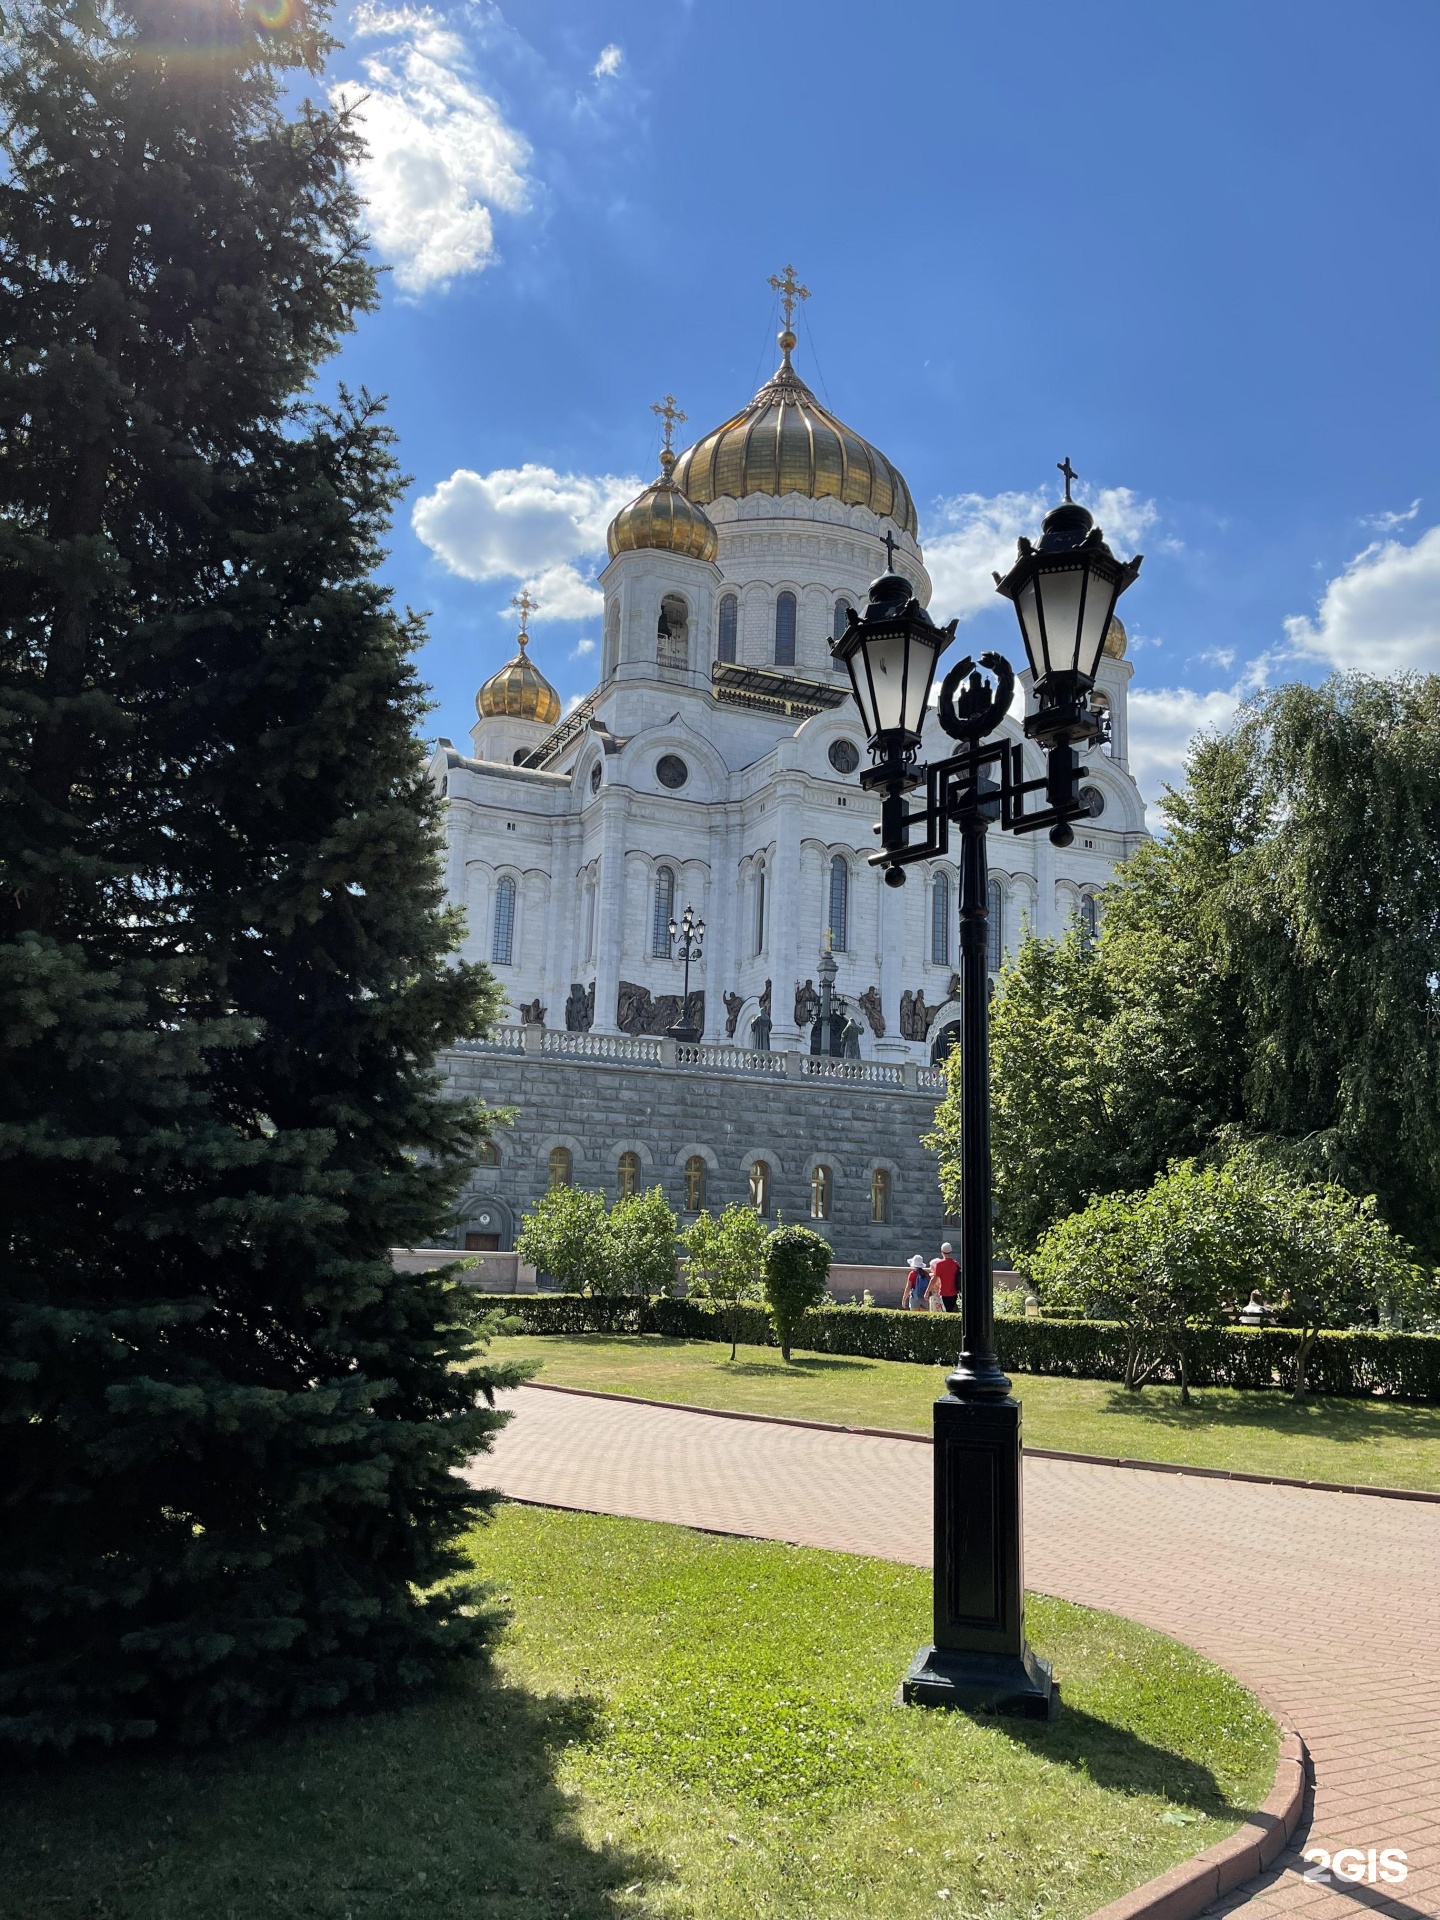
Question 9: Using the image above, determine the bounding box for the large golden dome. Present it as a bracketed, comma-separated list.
[607, 447, 719, 563]
[1103, 613, 1128, 659]
[671, 332, 918, 537]
[476, 619, 561, 727]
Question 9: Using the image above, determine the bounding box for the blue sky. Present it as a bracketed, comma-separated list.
[320, 0, 1440, 812]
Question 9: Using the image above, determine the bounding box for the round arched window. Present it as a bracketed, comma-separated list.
[828, 738, 859, 775]
[656, 754, 689, 790]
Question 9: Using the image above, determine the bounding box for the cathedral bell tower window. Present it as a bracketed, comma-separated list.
[774, 591, 796, 667]
[657, 594, 689, 671]
[931, 871, 951, 966]
[652, 865, 676, 957]
[827, 854, 849, 953]
[718, 593, 738, 664]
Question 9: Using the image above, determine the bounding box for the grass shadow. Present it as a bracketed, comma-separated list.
[1005, 1700, 1256, 1822]
[1078, 1382, 1440, 1449]
[0, 1665, 658, 1920]
[723, 1354, 882, 1378]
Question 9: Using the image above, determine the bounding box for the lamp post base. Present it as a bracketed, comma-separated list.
[900, 1644, 1055, 1719]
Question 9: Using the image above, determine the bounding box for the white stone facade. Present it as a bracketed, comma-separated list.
[432, 445, 1147, 1066]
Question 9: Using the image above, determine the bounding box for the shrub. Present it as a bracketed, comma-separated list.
[516, 1187, 613, 1295]
[762, 1225, 833, 1362]
[609, 1185, 680, 1297]
[682, 1206, 768, 1358]
[497, 1295, 1440, 1401]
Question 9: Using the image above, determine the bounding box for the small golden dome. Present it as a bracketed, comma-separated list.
[476, 626, 561, 726]
[607, 448, 719, 563]
[671, 337, 917, 537]
[1103, 613, 1128, 659]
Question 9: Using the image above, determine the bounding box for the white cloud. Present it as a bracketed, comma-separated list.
[335, 6, 531, 296]
[1363, 499, 1420, 532]
[922, 485, 1157, 625]
[1198, 647, 1236, 671]
[412, 463, 643, 620]
[1284, 524, 1440, 674]
[570, 636, 597, 659]
[1127, 685, 1241, 813]
[593, 43, 623, 77]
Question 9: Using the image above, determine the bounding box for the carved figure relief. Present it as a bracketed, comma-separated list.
[617, 980, 704, 1037]
[794, 978, 819, 1028]
[899, 987, 934, 1043]
[723, 991, 745, 1039]
[858, 985, 885, 1036]
[518, 998, 546, 1026]
[760, 978, 772, 1017]
[565, 982, 595, 1032]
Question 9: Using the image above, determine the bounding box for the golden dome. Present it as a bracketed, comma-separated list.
[671, 334, 918, 537]
[476, 610, 561, 726]
[607, 448, 719, 563]
[1103, 613, 1128, 659]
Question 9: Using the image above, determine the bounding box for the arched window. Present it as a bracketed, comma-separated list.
[684, 1155, 707, 1211]
[828, 854, 849, 952]
[749, 1159, 771, 1217]
[986, 878, 1004, 974]
[832, 597, 853, 642]
[605, 597, 620, 676]
[717, 593, 738, 664]
[491, 875, 516, 965]
[548, 1146, 572, 1189]
[1080, 894, 1099, 945]
[754, 860, 766, 954]
[871, 1167, 891, 1225]
[810, 1164, 832, 1220]
[652, 865, 675, 958]
[657, 593, 689, 671]
[477, 1140, 499, 1167]
[618, 1150, 641, 1198]
[931, 871, 951, 966]
[774, 590, 796, 666]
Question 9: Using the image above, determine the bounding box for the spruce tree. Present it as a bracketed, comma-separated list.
[0, 0, 516, 1748]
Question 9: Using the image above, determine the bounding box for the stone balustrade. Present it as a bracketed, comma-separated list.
[450, 1026, 947, 1097]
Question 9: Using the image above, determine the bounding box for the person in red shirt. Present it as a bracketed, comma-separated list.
[927, 1242, 959, 1312]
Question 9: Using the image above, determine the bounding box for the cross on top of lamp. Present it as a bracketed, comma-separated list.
[993, 459, 1143, 749]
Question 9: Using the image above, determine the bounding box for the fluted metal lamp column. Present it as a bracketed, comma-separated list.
[831, 467, 1141, 1718]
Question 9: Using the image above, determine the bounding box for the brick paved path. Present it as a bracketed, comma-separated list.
[477, 1386, 1440, 1920]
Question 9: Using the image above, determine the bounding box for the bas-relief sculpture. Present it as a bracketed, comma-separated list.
[899, 987, 935, 1044]
[858, 984, 885, 1036]
[565, 982, 595, 1033]
[617, 980, 705, 1037]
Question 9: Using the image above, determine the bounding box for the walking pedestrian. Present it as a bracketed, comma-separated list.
[901, 1256, 929, 1310]
[927, 1242, 960, 1313]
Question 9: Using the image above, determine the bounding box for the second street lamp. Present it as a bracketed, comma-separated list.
[832, 466, 1141, 1717]
[667, 904, 705, 1042]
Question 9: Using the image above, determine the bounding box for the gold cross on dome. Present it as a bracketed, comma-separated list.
[511, 588, 537, 643]
[651, 393, 687, 455]
[767, 262, 811, 330]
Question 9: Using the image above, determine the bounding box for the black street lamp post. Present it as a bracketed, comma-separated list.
[832, 474, 1141, 1717]
[667, 903, 705, 1042]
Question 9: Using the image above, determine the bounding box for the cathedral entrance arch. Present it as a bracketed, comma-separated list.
[931, 1019, 962, 1066]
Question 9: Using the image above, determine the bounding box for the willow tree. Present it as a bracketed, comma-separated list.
[0, 0, 511, 1749]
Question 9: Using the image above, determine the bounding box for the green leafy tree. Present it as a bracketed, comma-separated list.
[950, 676, 1440, 1259]
[683, 1205, 768, 1360]
[516, 1187, 614, 1293]
[762, 1224, 833, 1363]
[0, 0, 522, 1750]
[609, 1185, 680, 1297]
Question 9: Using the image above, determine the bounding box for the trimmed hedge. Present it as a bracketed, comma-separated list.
[500, 1294, 1440, 1401]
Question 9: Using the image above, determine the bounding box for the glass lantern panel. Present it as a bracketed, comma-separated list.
[860, 629, 914, 735]
[1076, 569, 1120, 682]
[844, 650, 880, 739]
[1034, 565, 1086, 677]
[904, 633, 942, 731]
[1014, 578, 1045, 680]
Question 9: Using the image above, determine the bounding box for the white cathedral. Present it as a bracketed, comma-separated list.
[431, 289, 1148, 1069]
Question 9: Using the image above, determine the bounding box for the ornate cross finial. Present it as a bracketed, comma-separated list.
[511, 588, 537, 644]
[651, 392, 686, 457]
[1057, 456, 1079, 502]
[767, 262, 811, 331]
[884, 529, 897, 571]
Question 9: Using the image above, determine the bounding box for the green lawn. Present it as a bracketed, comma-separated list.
[1, 1504, 1278, 1920]
[497, 1331, 1440, 1492]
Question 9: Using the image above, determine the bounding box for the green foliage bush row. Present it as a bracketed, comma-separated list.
[504, 1295, 1440, 1401]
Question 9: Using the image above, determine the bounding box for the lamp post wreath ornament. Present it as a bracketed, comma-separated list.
[832, 463, 1141, 1717]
